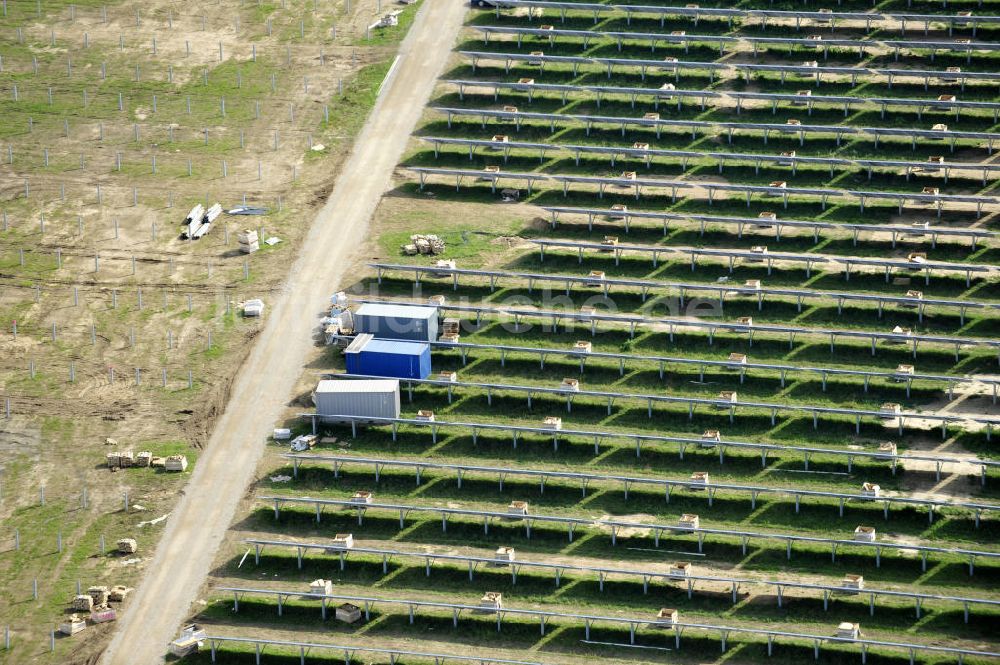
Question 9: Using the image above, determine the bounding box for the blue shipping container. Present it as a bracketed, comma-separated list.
[344, 334, 432, 380]
[354, 303, 439, 342]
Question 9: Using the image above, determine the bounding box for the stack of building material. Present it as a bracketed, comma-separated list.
[243, 299, 265, 317]
[330, 291, 349, 309]
[204, 203, 223, 224]
[668, 562, 692, 578]
[608, 204, 628, 220]
[273, 429, 292, 441]
[716, 391, 737, 407]
[700, 430, 721, 447]
[168, 625, 206, 657]
[877, 442, 897, 459]
[561, 378, 580, 392]
[165, 455, 188, 472]
[88, 586, 110, 607]
[440, 317, 460, 342]
[416, 410, 435, 422]
[435, 259, 457, 271]
[184, 202, 221, 240]
[494, 547, 516, 565]
[428, 295, 447, 306]
[756, 211, 777, 227]
[573, 340, 592, 354]
[854, 526, 876, 542]
[678, 514, 700, 531]
[842, 574, 864, 592]
[59, 615, 87, 636]
[542, 417, 562, 430]
[290, 435, 317, 452]
[478, 592, 503, 612]
[119, 451, 134, 468]
[237, 229, 260, 254]
[310, 579, 333, 595]
[689, 472, 709, 489]
[860, 483, 881, 498]
[737, 316, 753, 326]
[331, 534, 355, 550]
[91, 606, 118, 623]
[438, 371, 457, 382]
[150, 456, 167, 468]
[106, 452, 121, 468]
[507, 500, 529, 517]
[182, 204, 204, 236]
[837, 622, 861, 639]
[351, 491, 373, 504]
[402, 234, 446, 256]
[117, 538, 138, 555]
[108, 585, 133, 602]
[323, 315, 354, 344]
[72, 595, 95, 612]
[336, 603, 363, 623]
[481, 166, 500, 181]
[654, 608, 679, 627]
[879, 403, 902, 419]
[136, 451, 152, 467]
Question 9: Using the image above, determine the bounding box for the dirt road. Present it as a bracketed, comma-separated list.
[99, 2, 467, 663]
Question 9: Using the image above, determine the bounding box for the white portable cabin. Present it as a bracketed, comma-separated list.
[314, 379, 401, 421]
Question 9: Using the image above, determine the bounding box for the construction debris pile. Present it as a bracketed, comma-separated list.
[402, 234, 446, 256]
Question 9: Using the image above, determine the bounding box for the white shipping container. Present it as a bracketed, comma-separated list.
[315, 379, 401, 421]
